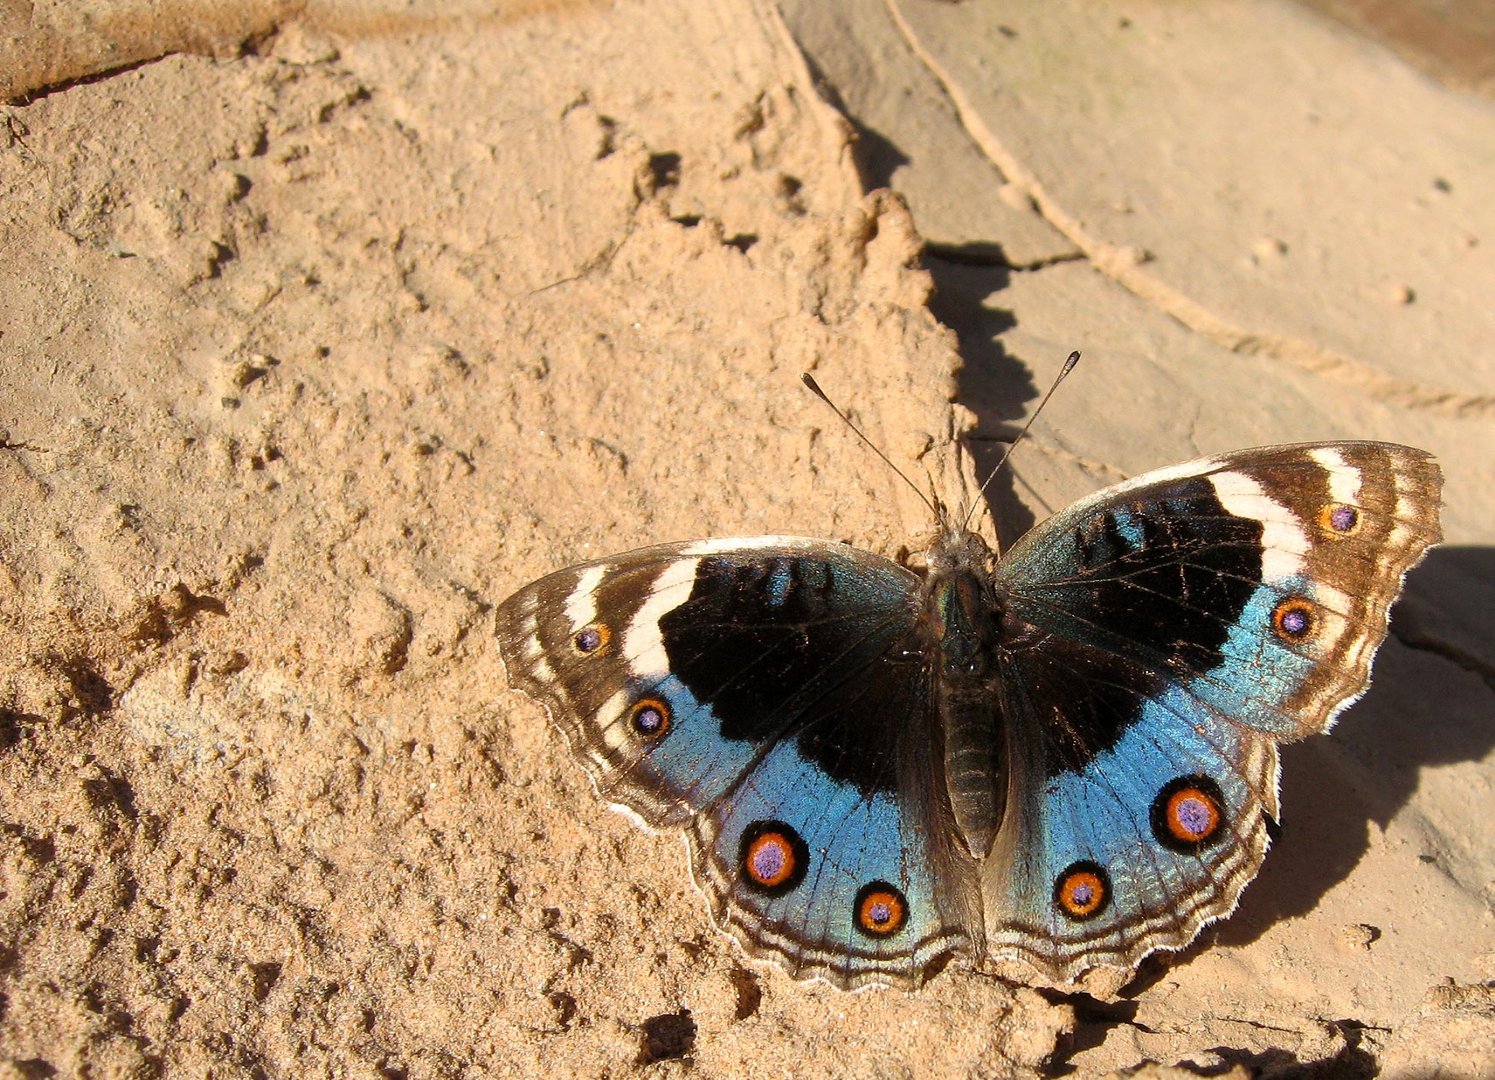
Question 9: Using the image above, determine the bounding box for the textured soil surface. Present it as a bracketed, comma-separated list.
[2, 1, 1492, 1076]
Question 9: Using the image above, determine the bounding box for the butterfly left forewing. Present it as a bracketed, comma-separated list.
[977, 442, 1440, 983]
[496, 542, 734, 826]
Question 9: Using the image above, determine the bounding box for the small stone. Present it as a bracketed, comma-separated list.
[1386, 283, 1416, 305]
[205, 651, 249, 676]
[271, 22, 341, 65]
[1338, 922, 1379, 951]
[904, 431, 935, 462]
[216, 171, 250, 203]
[348, 589, 413, 676]
[227, 360, 260, 389]
[1251, 236, 1289, 261]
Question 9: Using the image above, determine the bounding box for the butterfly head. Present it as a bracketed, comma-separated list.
[925, 521, 997, 578]
[922, 525, 1001, 680]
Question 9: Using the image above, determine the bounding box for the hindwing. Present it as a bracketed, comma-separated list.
[495, 537, 978, 987]
[978, 442, 1441, 980]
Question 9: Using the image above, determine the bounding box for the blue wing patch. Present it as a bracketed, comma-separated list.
[690, 739, 971, 988]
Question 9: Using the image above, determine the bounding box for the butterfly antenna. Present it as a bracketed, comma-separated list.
[801, 373, 938, 518]
[960, 350, 1081, 530]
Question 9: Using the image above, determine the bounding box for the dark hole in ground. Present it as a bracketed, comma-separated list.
[638, 1009, 696, 1065]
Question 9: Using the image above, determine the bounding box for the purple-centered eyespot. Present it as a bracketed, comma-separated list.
[1054, 861, 1110, 921]
[1319, 503, 1361, 536]
[628, 697, 671, 738]
[1273, 598, 1314, 640]
[749, 839, 786, 884]
[571, 623, 610, 654]
[1151, 775, 1228, 853]
[739, 822, 808, 897]
[854, 881, 908, 938]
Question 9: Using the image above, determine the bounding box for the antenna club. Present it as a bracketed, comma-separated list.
[959, 350, 1082, 530]
[799, 371, 938, 518]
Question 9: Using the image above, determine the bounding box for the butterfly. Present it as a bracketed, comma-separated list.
[494, 438, 1441, 990]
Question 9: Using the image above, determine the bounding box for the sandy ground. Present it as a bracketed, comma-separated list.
[1, 1, 1493, 1076]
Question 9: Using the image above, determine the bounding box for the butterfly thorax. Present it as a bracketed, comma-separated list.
[923, 527, 1007, 860]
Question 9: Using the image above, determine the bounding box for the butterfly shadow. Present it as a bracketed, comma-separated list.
[923, 251, 1038, 545]
[831, 85, 1039, 539]
[1206, 542, 1495, 953]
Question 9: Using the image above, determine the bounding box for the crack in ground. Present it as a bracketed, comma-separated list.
[883, 0, 1495, 420]
[924, 241, 1086, 272]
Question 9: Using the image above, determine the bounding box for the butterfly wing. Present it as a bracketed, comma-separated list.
[496, 537, 977, 988]
[981, 442, 1441, 982]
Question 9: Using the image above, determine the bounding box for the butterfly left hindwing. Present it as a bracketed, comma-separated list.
[495, 441, 1441, 990]
[495, 537, 980, 987]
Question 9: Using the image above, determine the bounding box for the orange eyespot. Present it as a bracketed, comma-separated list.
[739, 822, 808, 896]
[572, 623, 611, 655]
[1054, 862, 1109, 921]
[854, 882, 908, 938]
[1273, 598, 1314, 640]
[627, 697, 671, 739]
[1318, 503, 1361, 537]
[1151, 775, 1228, 853]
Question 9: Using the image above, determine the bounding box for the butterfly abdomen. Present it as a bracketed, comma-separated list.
[926, 545, 1007, 861]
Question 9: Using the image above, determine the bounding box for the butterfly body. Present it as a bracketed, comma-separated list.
[495, 442, 1441, 989]
[925, 529, 1009, 860]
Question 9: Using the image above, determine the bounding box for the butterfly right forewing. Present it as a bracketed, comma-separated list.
[973, 442, 1440, 983]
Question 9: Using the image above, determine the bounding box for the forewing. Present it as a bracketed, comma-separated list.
[978, 442, 1440, 982]
[495, 537, 978, 987]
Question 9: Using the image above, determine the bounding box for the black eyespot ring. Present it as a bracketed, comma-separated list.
[628, 697, 671, 738]
[853, 881, 908, 938]
[739, 821, 809, 897]
[1054, 860, 1110, 922]
[1150, 775, 1227, 853]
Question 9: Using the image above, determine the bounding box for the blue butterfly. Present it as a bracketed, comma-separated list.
[495, 440, 1440, 989]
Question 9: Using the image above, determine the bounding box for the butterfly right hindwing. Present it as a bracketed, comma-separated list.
[974, 442, 1441, 980]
